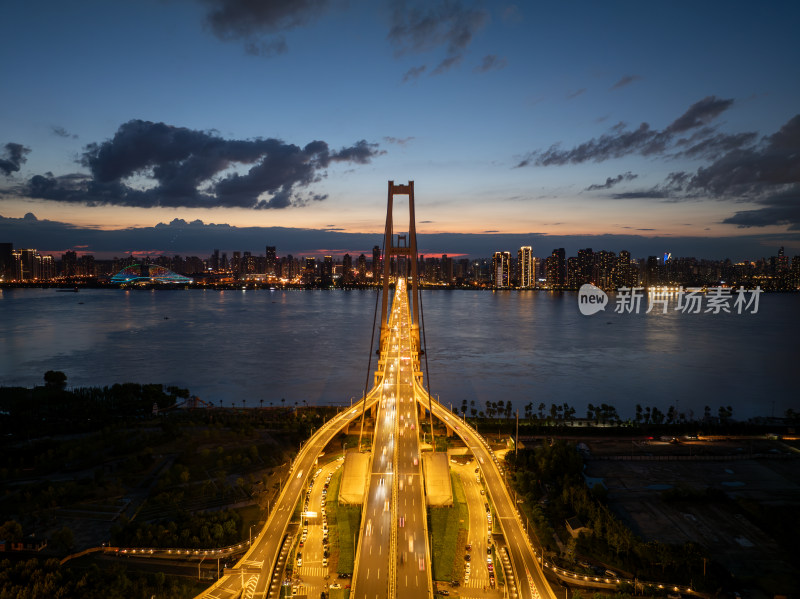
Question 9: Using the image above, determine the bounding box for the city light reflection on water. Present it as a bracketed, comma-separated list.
[0, 288, 796, 419]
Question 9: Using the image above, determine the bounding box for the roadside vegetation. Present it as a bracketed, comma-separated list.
[428, 472, 467, 582]
[505, 440, 733, 593]
[0, 557, 205, 599]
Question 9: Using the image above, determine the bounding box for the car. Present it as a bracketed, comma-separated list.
[330, 583, 341, 590]
[465, 544, 472, 552]
[464, 554, 471, 561]
[296, 554, 302, 566]
[292, 586, 298, 596]
[605, 569, 618, 578]
[438, 591, 450, 596]
[480, 489, 485, 495]
[487, 556, 492, 564]
[322, 557, 328, 567]
[413, 457, 418, 465]
[487, 547, 492, 555]
[299, 541, 304, 548]
[399, 516, 405, 527]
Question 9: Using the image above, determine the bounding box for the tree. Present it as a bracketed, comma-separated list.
[0, 519, 23, 542]
[43, 370, 67, 390]
[538, 402, 545, 420]
[635, 404, 643, 424]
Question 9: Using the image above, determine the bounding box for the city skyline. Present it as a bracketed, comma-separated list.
[1, 1, 799, 259]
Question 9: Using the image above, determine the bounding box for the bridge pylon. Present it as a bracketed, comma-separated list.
[379, 181, 420, 354]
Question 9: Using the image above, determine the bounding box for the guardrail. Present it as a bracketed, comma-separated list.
[196, 391, 382, 599]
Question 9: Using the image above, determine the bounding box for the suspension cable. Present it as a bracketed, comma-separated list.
[358, 240, 384, 451]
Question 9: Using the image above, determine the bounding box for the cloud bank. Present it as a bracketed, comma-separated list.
[1, 213, 796, 262]
[390, 0, 488, 78]
[4, 120, 383, 209]
[0, 143, 30, 177]
[518, 96, 800, 230]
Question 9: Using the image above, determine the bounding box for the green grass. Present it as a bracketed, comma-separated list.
[429, 472, 467, 581]
[327, 468, 361, 573]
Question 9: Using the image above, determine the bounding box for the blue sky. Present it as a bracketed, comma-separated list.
[1, 0, 799, 259]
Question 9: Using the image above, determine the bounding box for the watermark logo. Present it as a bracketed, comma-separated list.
[578, 283, 608, 315]
[579, 285, 763, 315]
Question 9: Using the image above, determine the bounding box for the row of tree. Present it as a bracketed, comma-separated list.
[505, 441, 732, 592]
[454, 398, 744, 426]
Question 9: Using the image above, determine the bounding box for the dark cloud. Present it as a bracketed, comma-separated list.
[687, 115, 800, 230]
[384, 136, 415, 146]
[673, 129, 758, 160]
[5, 120, 383, 209]
[389, 0, 488, 77]
[585, 171, 637, 191]
[431, 55, 462, 76]
[667, 96, 735, 134]
[610, 75, 641, 90]
[722, 189, 800, 230]
[689, 115, 800, 197]
[402, 65, 427, 82]
[474, 54, 507, 73]
[566, 88, 586, 100]
[3, 212, 795, 262]
[0, 143, 31, 176]
[51, 126, 78, 139]
[202, 0, 327, 41]
[516, 96, 736, 167]
[611, 190, 669, 200]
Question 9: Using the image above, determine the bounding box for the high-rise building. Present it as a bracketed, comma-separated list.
[577, 248, 594, 285]
[492, 251, 511, 289]
[322, 255, 333, 286]
[303, 257, 317, 284]
[342, 253, 352, 284]
[265, 246, 276, 276]
[61, 250, 78, 278]
[231, 251, 241, 277]
[441, 254, 453, 284]
[357, 253, 367, 283]
[566, 256, 580, 289]
[0, 242, 12, 280]
[614, 250, 633, 287]
[372, 245, 381, 282]
[518, 246, 533, 288]
[545, 248, 566, 288]
[592, 250, 615, 289]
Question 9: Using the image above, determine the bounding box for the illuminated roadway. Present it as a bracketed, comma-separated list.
[351, 278, 432, 599]
[195, 393, 382, 599]
[421, 388, 557, 599]
[196, 276, 554, 599]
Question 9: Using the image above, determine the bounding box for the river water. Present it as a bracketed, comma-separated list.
[0, 288, 796, 420]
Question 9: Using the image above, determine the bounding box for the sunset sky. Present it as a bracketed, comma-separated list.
[1, 0, 798, 260]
